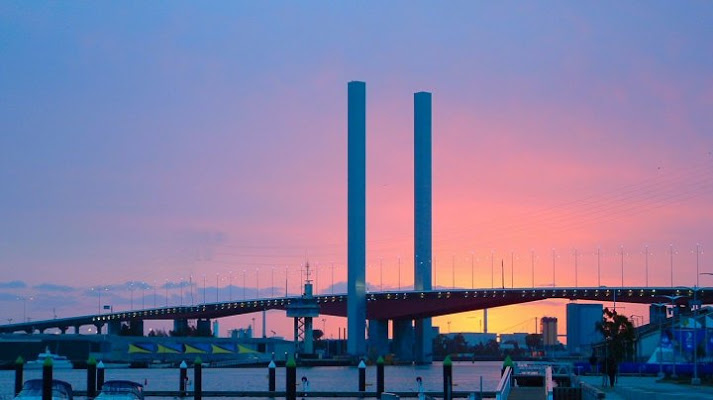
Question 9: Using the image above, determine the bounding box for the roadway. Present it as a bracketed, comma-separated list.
[0, 286, 709, 334]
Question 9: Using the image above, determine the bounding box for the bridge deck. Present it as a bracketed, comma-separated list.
[1, 286, 708, 334]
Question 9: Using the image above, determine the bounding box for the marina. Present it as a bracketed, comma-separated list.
[3, 361, 501, 399]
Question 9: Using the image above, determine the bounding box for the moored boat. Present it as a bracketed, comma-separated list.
[14, 379, 73, 400]
[96, 380, 144, 400]
[25, 347, 73, 369]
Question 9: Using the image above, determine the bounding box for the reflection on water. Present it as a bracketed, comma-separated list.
[0, 361, 501, 398]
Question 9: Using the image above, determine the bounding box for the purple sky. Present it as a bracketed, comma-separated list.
[1, 2, 711, 337]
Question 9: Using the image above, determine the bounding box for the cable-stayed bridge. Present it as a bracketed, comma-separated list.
[1, 286, 708, 335]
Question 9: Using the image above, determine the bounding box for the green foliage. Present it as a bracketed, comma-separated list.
[595, 308, 635, 363]
[525, 333, 543, 351]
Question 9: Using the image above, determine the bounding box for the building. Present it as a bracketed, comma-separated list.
[566, 303, 603, 355]
[541, 317, 558, 347]
[500, 333, 529, 349]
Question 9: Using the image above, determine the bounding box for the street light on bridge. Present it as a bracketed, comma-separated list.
[661, 294, 686, 379]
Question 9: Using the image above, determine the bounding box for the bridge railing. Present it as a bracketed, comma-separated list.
[495, 366, 512, 400]
[545, 366, 553, 400]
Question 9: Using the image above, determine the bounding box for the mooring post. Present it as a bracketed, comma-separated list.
[179, 360, 187, 396]
[42, 357, 53, 400]
[376, 356, 384, 396]
[194, 357, 203, 400]
[14, 356, 24, 397]
[97, 361, 105, 392]
[86, 357, 97, 398]
[268, 360, 276, 391]
[358, 359, 366, 392]
[443, 355, 453, 400]
[286, 355, 296, 400]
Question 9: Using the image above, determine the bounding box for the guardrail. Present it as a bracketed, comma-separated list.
[495, 366, 512, 400]
[545, 366, 553, 400]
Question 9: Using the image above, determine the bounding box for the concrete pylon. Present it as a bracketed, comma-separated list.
[414, 91, 433, 364]
[347, 81, 367, 357]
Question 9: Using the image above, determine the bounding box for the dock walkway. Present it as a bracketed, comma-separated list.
[578, 375, 713, 400]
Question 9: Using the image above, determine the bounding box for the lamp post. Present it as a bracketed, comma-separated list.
[179, 279, 183, 306]
[398, 257, 401, 291]
[661, 295, 686, 379]
[531, 250, 535, 289]
[597, 247, 601, 287]
[471, 252, 475, 290]
[669, 244, 675, 287]
[620, 245, 624, 288]
[691, 288, 701, 385]
[381, 259, 385, 291]
[552, 249, 556, 287]
[451, 256, 455, 289]
[574, 248, 578, 288]
[91, 287, 102, 314]
[688, 283, 706, 386]
[645, 245, 649, 287]
[129, 283, 135, 310]
[491, 251, 494, 289]
[651, 302, 667, 379]
[19, 296, 32, 322]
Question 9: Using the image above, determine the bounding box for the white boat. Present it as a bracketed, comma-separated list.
[96, 380, 144, 400]
[25, 347, 74, 369]
[14, 379, 73, 400]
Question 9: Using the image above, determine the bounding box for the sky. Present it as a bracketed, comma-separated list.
[1, 2, 712, 340]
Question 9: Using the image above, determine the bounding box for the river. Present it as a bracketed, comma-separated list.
[0, 361, 502, 398]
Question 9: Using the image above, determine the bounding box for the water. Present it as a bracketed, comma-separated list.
[0, 361, 501, 398]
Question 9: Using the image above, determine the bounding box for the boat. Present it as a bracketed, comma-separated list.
[96, 380, 144, 400]
[25, 347, 74, 369]
[14, 379, 73, 400]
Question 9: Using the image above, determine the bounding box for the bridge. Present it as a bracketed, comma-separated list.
[5, 83, 708, 364]
[1, 286, 708, 335]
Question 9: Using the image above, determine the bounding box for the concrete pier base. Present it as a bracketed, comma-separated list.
[368, 319, 389, 359]
[393, 319, 414, 363]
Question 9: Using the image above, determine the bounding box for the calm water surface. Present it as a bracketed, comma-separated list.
[0, 361, 501, 399]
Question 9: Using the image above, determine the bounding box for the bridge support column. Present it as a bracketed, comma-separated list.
[174, 319, 189, 336]
[414, 90, 433, 364]
[107, 320, 122, 335]
[414, 318, 433, 364]
[129, 320, 143, 336]
[94, 323, 103, 335]
[286, 267, 320, 355]
[73, 326, 80, 334]
[347, 81, 367, 358]
[368, 320, 389, 360]
[304, 317, 314, 354]
[59, 327, 67, 334]
[393, 319, 414, 363]
[196, 319, 212, 336]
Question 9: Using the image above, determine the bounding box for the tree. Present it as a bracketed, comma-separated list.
[596, 308, 635, 363]
[525, 334, 543, 352]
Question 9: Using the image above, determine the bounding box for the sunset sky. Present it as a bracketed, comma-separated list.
[1, 2, 712, 339]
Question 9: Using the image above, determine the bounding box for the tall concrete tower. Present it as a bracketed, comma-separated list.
[347, 81, 367, 356]
[414, 91, 433, 364]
